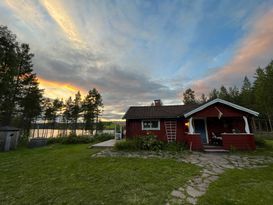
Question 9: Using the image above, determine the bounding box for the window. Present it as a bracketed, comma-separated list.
[142, 120, 160, 130]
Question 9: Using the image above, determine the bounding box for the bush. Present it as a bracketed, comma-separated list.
[163, 142, 187, 152]
[115, 135, 186, 152]
[255, 136, 267, 147]
[92, 133, 114, 143]
[115, 139, 141, 151]
[140, 135, 164, 151]
[47, 133, 114, 145]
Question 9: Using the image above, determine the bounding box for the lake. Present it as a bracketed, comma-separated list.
[30, 129, 115, 138]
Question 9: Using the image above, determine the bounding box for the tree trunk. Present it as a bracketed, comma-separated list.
[251, 117, 257, 133]
[258, 119, 262, 131]
[265, 119, 269, 132]
[268, 115, 273, 132]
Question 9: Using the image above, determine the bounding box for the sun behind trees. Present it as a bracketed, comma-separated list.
[0, 25, 103, 138]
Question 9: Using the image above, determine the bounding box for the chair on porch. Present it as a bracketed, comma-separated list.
[210, 132, 223, 146]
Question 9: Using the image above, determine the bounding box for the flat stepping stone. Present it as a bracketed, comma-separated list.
[187, 186, 204, 197]
[171, 190, 185, 199]
[187, 197, 197, 205]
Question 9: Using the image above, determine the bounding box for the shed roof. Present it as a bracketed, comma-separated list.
[0, 126, 20, 131]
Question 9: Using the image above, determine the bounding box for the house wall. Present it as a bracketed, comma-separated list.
[126, 118, 188, 142]
[191, 103, 250, 118]
[125, 103, 256, 151]
[221, 133, 256, 150]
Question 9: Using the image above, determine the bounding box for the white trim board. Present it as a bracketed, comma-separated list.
[184, 98, 259, 118]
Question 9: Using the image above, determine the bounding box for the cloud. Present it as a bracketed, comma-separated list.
[38, 77, 87, 100]
[40, 0, 85, 47]
[1, 1, 273, 120]
[191, 8, 273, 94]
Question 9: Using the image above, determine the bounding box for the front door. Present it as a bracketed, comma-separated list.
[194, 119, 207, 144]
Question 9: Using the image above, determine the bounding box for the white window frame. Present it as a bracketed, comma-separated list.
[141, 120, 160, 130]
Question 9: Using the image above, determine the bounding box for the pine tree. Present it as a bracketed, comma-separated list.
[254, 61, 273, 131]
[0, 25, 43, 129]
[183, 88, 196, 105]
[208, 88, 219, 100]
[71, 91, 82, 133]
[82, 89, 103, 134]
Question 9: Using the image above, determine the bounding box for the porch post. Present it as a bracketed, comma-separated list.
[189, 117, 194, 134]
[243, 116, 250, 134]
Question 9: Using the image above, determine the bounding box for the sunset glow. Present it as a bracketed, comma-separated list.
[1, 0, 273, 120]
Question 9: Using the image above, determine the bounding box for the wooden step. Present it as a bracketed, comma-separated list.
[203, 145, 224, 149]
[204, 149, 229, 153]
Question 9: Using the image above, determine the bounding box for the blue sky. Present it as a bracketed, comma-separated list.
[1, 0, 273, 120]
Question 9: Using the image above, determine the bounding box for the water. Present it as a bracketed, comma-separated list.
[30, 129, 115, 138]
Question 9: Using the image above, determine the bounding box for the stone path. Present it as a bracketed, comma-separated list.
[92, 150, 273, 205]
[91, 139, 117, 148]
[168, 153, 273, 205]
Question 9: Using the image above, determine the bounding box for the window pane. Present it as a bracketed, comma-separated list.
[143, 121, 151, 128]
[151, 121, 159, 128]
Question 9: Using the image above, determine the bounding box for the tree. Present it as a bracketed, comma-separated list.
[71, 91, 82, 133]
[183, 88, 196, 105]
[228, 86, 240, 104]
[0, 25, 43, 129]
[208, 88, 219, 100]
[218, 86, 229, 101]
[43, 98, 63, 137]
[199, 93, 207, 104]
[63, 97, 73, 134]
[239, 76, 254, 108]
[19, 77, 43, 134]
[253, 61, 273, 131]
[82, 88, 103, 134]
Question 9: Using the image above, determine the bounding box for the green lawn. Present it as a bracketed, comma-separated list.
[198, 139, 273, 205]
[0, 144, 200, 205]
[197, 165, 273, 205]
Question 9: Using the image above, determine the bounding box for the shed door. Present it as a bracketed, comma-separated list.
[194, 119, 207, 144]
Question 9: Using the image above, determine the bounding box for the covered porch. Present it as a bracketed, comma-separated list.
[185, 115, 256, 151]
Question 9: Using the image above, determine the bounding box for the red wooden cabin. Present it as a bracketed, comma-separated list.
[123, 98, 259, 151]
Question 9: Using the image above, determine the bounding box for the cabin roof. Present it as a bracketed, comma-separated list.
[122, 104, 199, 119]
[123, 98, 259, 120]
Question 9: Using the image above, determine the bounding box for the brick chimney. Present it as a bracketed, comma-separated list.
[153, 99, 162, 106]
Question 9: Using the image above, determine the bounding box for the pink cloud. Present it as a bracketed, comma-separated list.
[191, 8, 273, 95]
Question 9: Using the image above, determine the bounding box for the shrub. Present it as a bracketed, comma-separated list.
[47, 134, 92, 144]
[255, 136, 267, 147]
[114, 139, 141, 151]
[92, 133, 114, 143]
[47, 133, 114, 145]
[140, 135, 164, 151]
[163, 142, 187, 152]
[115, 135, 186, 152]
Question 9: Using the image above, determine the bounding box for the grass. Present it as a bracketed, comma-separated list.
[0, 144, 200, 205]
[197, 138, 273, 205]
[197, 165, 273, 205]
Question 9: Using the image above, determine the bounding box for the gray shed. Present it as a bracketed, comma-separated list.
[0, 126, 20, 151]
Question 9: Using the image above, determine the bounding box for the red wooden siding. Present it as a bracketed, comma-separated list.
[126, 119, 167, 141]
[125, 103, 256, 151]
[221, 133, 256, 150]
[126, 118, 189, 142]
[191, 103, 251, 118]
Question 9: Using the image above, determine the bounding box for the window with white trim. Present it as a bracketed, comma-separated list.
[142, 120, 160, 130]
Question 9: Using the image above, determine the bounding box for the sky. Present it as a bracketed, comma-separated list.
[1, 0, 273, 120]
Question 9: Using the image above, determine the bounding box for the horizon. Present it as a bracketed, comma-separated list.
[1, 0, 273, 120]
